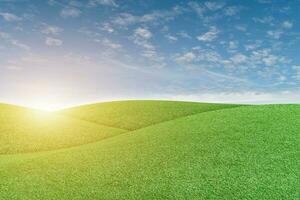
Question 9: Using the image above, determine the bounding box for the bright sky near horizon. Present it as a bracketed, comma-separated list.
[0, 0, 300, 110]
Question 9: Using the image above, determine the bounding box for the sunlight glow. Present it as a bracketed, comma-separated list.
[25, 102, 62, 112]
[13, 95, 70, 112]
[6, 86, 76, 111]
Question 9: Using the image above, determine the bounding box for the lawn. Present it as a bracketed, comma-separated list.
[0, 101, 299, 199]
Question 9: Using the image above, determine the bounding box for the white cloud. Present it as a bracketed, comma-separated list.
[282, 21, 293, 29]
[45, 37, 63, 46]
[100, 23, 114, 33]
[188, 2, 205, 17]
[235, 24, 247, 32]
[230, 53, 247, 64]
[0, 31, 10, 39]
[111, 6, 184, 27]
[41, 25, 63, 35]
[204, 2, 225, 11]
[244, 41, 261, 51]
[292, 65, 300, 80]
[141, 50, 165, 62]
[175, 48, 224, 66]
[63, 53, 91, 64]
[112, 13, 137, 26]
[176, 52, 196, 63]
[197, 26, 219, 42]
[257, 0, 272, 3]
[61, 7, 81, 18]
[10, 40, 31, 50]
[177, 31, 191, 39]
[88, 0, 118, 7]
[253, 16, 273, 24]
[6, 65, 23, 71]
[132, 27, 164, 63]
[166, 35, 178, 42]
[95, 38, 122, 49]
[250, 49, 287, 66]
[224, 6, 239, 16]
[262, 55, 278, 66]
[167, 90, 300, 104]
[0, 12, 22, 21]
[0, 31, 30, 50]
[267, 30, 283, 39]
[134, 27, 152, 39]
[228, 41, 238, 50]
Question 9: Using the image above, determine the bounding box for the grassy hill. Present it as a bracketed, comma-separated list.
[0, 101, 234, 154]
[0, 101, 300, 199]
[61, 100, 240, 130]
[0, 103, 125, 154]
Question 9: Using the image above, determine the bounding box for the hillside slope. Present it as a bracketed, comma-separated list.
[61, 100, 240, 130]
[0, 101, 237, 154]
[0, 104, 125, 154]
[1, 104, 299, 199]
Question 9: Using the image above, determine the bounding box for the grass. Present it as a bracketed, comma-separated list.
[0, 103, 125, 154]
[61, 100, 240, 130]
[0, 101, 300, 199]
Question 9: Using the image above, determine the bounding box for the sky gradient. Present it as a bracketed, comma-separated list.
[1, 0, 300, 110]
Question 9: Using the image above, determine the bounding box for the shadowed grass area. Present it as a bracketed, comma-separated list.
[0, 103, 299, 199]
[61, 100, 240, 130]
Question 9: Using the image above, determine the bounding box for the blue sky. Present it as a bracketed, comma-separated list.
[0, 0, 300, 110]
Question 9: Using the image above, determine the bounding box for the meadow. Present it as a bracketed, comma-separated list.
[0, 100, 299, 199]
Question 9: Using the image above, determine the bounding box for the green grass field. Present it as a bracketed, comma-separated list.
[0, 101, 299, 199]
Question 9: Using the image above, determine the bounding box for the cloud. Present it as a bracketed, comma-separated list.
[45, 37, 63, 46]
[167, 90, 300, 104]
[175, 48, 224, 67]
[197, 26, 219, 42]
[0, 31, 30, 50]
[134, 27, 152, 39]
[267, 30, 283, 39]
[100, 23, 114, 33]
[244, 41, 262, 51]
[224, 6, 239, 16]
[189, 1, 229, 22]
[176, 52, 196, 63]
[94, 38, 122, 49]
[253, 16, 273, 24]
[165, 35, 178, 42]
[250, 49, 287, 66]
[10, 40, 31, 50]
[0, 12, 22, 21]
[257, 0, 272, 4]
[282, 21, 293, 29]
[235, 24, 247, 32]
[110, 6, 184, 27]
[228, 41, 238, 50]
[61, 7, 81, 18]
[292, 65, 300, 80]
[41, 25, 63, 35]
[188, 2, 205, 17]
[177, 31, 191, 39]
[88, 0, 118, 7]
[230, 53, 247, 64]
[204, 2, 225, 11]
[132, 27, 164, 63]
[0, 31, 10, 39]
[174, 45, 289, 81]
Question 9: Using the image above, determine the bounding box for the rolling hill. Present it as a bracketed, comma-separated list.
[61, 100, 240, 130]
[0, 101, 299, 199]
[0, 103, 125, 154]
